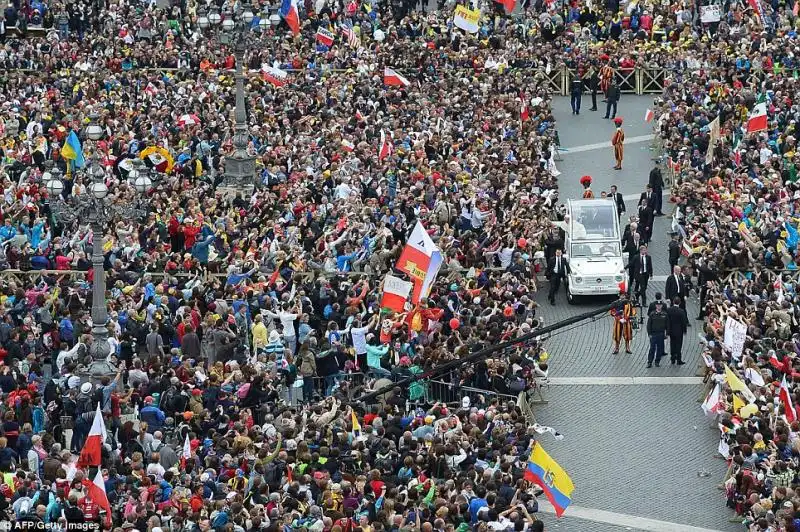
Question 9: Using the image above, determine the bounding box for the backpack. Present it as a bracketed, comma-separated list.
[264, 460, 285, 490]
[160, 387, 179, 414]
[169, 393, 189, 414]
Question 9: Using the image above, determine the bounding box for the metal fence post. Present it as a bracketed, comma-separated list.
[636, 67, 642, 95]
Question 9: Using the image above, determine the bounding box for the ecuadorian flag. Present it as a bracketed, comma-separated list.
[523, 443, 574, 517]
[61, 131, 86, 169]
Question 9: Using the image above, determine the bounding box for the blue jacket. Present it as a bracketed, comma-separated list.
[0, 225, 15, 242]
[191, 235, 215, 264]
[139, 405, 166, 431]
[23, 222, 45, 249]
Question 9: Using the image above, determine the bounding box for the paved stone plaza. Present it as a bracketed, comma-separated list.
[531, 96, 738, 532]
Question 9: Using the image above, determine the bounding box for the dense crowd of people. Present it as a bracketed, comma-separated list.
[0, 0, 569, 530]
[4, 0, 800, 528]
[653, 2, 800, 529]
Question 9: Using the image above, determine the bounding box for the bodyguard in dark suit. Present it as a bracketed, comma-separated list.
[639, 184, 657, 211]
[609, 185, 625, 219]
[696, 260, 718, 319]
[547, 248, 570, 305]
[666, 297, 689, 365]
[664, 265, 689, 309]
[649, 164, 665, 216]
[589, 68, 599, 111]
[622, 223, 641, 295]
[668, 233, 681, 269]
[603, 81, 621, 119]
[646, 300, 668, 367]
[570, 76, 584, 115]
[637, 199, 654, 244]
[629, 246, 653, 307]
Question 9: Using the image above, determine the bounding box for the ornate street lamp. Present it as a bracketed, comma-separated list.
[46, 116, 157, 382]
[198, 3, 257, 193]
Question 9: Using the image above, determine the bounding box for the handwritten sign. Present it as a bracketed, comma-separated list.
[454, 5, 481, 34]
[700, 5, 721, 23]
[723, 316, 747, 359]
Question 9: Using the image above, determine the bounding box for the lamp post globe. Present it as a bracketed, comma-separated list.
[90, 181, 109, 200]
[134, 175, 153, 194]
[46, 178, 64, 198]
[86, 123, 103, 141]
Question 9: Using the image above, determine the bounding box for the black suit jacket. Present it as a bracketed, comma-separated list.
[639, 191, 657, 211]
[666, 305, 689, 336]
[629, 253, 653, 279]
[613, 192, 626, 216]
[697, 265, 719, 288]
[665, 274, 689, 302]
[668, 240, 680, 263]
[649, 167, 664, 189]
[547, 256, 570, 279]
[607, 85, 621, 102]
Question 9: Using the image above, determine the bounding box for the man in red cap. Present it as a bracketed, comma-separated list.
[612, 117, 625, 170]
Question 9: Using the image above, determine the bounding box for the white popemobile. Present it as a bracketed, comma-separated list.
[560, 199, 627, 304]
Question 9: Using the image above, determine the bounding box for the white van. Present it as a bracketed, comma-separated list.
[562, 199, 627, 303]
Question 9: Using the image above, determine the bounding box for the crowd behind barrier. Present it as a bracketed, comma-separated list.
[0, 0, 580, 529]
[4, 0, 800, 528]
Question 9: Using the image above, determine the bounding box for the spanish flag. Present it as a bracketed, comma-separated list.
[61, 130, 85, 169]
[351, 410, 361, 440]
[523, 442, 574, 517]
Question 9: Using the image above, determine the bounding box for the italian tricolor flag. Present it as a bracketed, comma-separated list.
[381, 274, 412, 312]
[746, 94, 768, 134]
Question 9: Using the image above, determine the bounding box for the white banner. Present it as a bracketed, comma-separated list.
[723, 316, 748, 359]
[454, 5, 481, 33]
[700, 5, 721, 23]
[706, 115, 720, 164]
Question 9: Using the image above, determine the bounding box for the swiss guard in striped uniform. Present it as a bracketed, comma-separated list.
[580, 175, 594, 198]
[610, 283, 635, 354]
[612, 117, 625, 170]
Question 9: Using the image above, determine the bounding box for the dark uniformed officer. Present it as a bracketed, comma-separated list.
[570, 76, 584, 115]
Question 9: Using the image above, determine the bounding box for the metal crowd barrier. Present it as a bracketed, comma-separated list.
[617, 69, 637, 94]
[517, 390, 537, 424]
[307, 372, 366, 401]
[0, 264, 506, 283]
[639, 67, 667, 94]
[559, 66, 670, 96]
[3, 64, 678, 95]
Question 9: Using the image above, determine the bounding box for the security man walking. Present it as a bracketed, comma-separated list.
[570, 76, 584, 115]
[646, 300, 669, 368]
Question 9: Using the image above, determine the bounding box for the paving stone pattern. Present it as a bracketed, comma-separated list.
[529, 96, 738, 532]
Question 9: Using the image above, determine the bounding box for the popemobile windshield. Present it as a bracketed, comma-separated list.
[562, 199, 627, 303]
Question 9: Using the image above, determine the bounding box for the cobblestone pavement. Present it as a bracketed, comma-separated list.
[530, 96, 738, 532]
[542, 516, 634, 532]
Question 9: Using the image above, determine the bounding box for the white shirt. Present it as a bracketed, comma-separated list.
[350, 325, 371, 355]
[334, 182, 352, 200]
[266, 310, 298, 338]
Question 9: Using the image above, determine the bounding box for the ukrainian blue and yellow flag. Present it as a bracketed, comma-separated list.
[61, 131, 85, 170]
[523, 442, 574, 517]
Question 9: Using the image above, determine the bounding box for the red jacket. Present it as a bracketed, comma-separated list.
[78, 497, 99, 521]
[184, 225, 201, 248]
